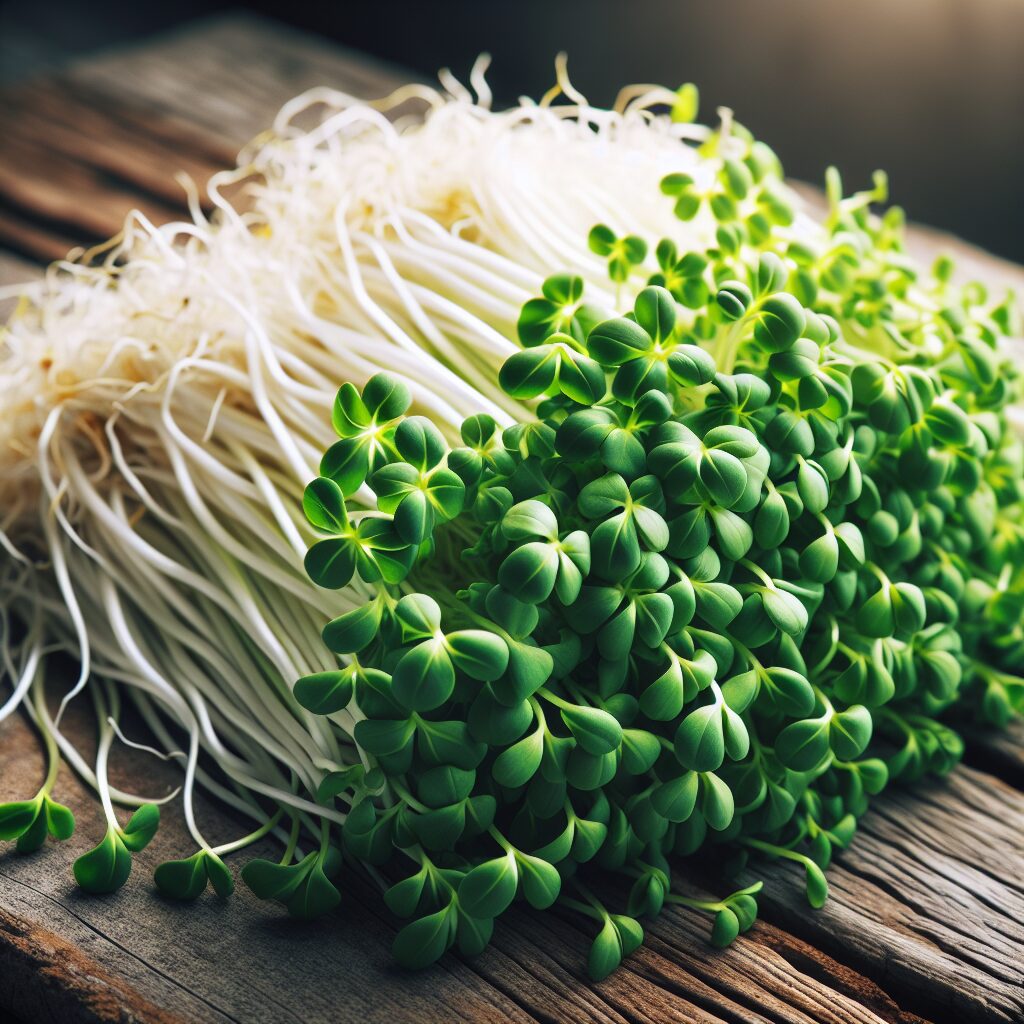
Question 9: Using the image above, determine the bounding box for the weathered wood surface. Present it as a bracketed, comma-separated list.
[1, 13, 1023, 1024]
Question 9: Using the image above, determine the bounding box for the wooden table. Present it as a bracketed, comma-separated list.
[1, 14, 1023, 1024]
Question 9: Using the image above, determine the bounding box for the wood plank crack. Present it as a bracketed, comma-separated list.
[0, 867, 243, 1024]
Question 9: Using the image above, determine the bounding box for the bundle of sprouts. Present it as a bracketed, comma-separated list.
[1, 66, 1021, 974]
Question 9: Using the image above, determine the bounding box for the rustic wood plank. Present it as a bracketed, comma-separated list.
[964, 718, 1024, 789]
[0, 698, 918, 1024]
[0, 905, 186, 1024]
[746, 767, 1024, 1024]
[65, 14, 408, 147]
[0, 14, 407, 263]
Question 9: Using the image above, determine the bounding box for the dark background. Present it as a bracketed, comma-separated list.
[2, 0, 1022, 262]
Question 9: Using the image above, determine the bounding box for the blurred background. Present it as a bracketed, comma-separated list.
[1, 0, 1022, 261]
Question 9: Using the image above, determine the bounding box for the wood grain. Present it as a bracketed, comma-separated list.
[749, 769, 1024, 1024]
[2, 12, 1023, 1024]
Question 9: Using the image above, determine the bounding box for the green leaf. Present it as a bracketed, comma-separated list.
[0, 800, 40, 842]
[858, 758, 889, 795]
[670, 83, 700, 123]
[588, 917, 623, 981]
[120, 803, 160, 852]
[762, 587, 809, 636]
[286, 854, 343, 920]
[674, 704, 726, 772]
[395, 417, 446, 471]
[668, 344, 717, 386]
[588, 316, 653, 366]
[720, 670, 758, 714]
[204, 852, 234, 897]
[711, 907, 740, 947]
[761, 667, 815, 717]
[578, 473, 631, 518]
[394, 489, 434, 545]
[753, 294, 805, 352]
[699, 448, 749, 507]
[456, 911, 494, 957]
[303, 476, 350, 532]
[651, 771, 699, 822]
[15, 806, 47, 854]
[468, 690, 533, 746]
[560, 704, 623, 756]
[485, 585, 539, 638]
[722, 704, 750, 760]
[498, 542, 559, 604]
[395, 593, 442, 638]
[635, 592, 675, 647]
[572, 816, 609, 862]
[354, 716, 415, 757]
[384, 868, 428, 918]
[633, 286, 676, 343]
[611, 914, 644, 956]
[709, 508, 753, 561]
[892, 582, 927, 635]
[621, 729, 662, 775]
[833, 521, 865, 566]
[242, 854, 314, 902]
[799, 531, 839, 583]
[804, 859, 829, 908]
[591, 513, 642, 579]
[856, 585, 895, 638]
[515, 853, 561, 909]
[829, 705, 873, 760]
[294, 669, 355, 715]
[492, 728, 544, 789]
[44, 798, 75, 842]
[413, 803, 466, 851]
[154, 851, 210, 901]
[320, 436, 374, 495]
[797, 459, 830, 514]
[499, 345, 559, 398]
[321, 601, 383, 654]
[700, 771, 735, 831]
[425, 469, 465, 521]
[693, 581, 743, 631]
[332, 381, 371, 436]
[317, 765, 369, 802]
[362, 373, 411, 421]
[393, 906, 456, 969]
[356, 519, 416, 585]
[504, 641, 554, 703]
[304, 537, 356, 590]
[392, 640, 456, 712]
[446, 630, 510, 682]
[74, 829, 133, 893]
[774, 718, 831, 772]
[417, 766, 476, 808]
[716, 280, 752, 320]
[503, 499, 558, 541]
[458, 855, 518, 918]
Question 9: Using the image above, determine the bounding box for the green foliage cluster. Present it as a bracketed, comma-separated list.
[288, 122, 1024, 976]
